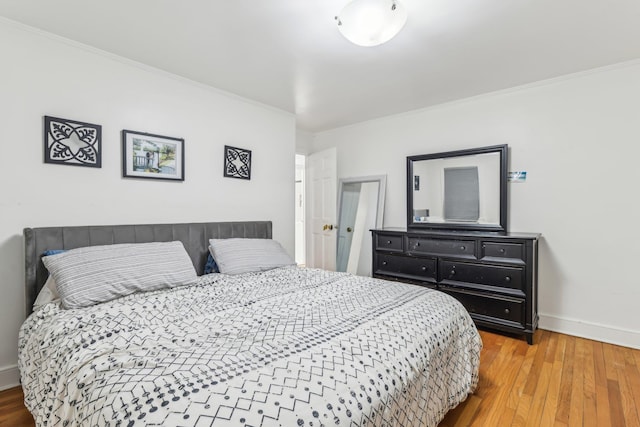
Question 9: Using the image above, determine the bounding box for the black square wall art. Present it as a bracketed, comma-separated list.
[44, 116, 102, 168]
[224, 145, 251, 180]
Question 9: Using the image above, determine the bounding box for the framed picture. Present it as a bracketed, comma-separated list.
[122, 130, 184, 181]
[44, 116, 102, 168]
[224, 145, 252, 180]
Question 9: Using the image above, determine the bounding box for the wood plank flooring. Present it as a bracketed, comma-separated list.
[0, 387, 32, 427]
[1, 329, 639, 426]
[440, 329, 640, 427]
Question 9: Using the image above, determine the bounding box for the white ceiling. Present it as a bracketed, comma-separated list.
[2, 0, 640, 132]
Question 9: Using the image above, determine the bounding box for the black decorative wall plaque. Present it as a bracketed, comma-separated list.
[44, 116, 102, 168]
[224, 145, 251, 180]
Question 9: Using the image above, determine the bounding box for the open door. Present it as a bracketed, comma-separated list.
[305, 147, 337, 270]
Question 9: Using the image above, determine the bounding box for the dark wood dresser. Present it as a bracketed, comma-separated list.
[371, 228, 540, 344]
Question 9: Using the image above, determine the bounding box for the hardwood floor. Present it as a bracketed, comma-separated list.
[440, 329, 640, 427]
[0, 386, 32, 426]
[1, 329, 639, 426]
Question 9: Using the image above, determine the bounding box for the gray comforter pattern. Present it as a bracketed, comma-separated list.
[19, 267, 481, 427]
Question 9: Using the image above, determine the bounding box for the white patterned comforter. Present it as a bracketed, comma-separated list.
[19, 267, 481, 427]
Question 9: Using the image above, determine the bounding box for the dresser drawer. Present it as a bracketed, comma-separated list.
[371, 228, 539, 344]
[441, 286, 525, 328]
[375, 254, 436, 282]
[440, 260, 525, 294]
[408, 237, 476, 258]
[481, 241, 525, 262]
[375, 233, 403, 252]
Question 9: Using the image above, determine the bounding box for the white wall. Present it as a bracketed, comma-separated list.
[296, 129, 314, 155]
[311, 61, 640, 349]
[0, 19, 296, 389]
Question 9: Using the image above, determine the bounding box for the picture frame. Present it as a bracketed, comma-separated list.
[44, 116, 102, 168]
[122, 130, 184, 181]
[224, 145, 252, 180]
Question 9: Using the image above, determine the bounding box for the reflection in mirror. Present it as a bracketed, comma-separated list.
[336, 175, 386, 276]
[412, 152, 500, 224]
[407, 145, 507, 231]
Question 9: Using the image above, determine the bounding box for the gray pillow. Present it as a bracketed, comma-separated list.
[208, 238, 295, 275]
[43, 241, 198, 309]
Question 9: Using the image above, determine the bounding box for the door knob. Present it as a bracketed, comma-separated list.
[347, 227, 353, 232]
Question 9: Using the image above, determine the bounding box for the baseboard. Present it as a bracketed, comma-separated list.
[0, 365, 20, 391]
[539, 314, 640, 349]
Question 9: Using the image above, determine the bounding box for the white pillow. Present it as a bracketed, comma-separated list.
[43, 241, 198, 309]
[33, 276, 60, 309]
[208, 238, 295, 275]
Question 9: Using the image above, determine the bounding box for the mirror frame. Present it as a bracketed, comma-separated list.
[406, 144, 508, 232]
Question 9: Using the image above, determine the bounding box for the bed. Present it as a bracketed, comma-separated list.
[19, 221, 481, 427]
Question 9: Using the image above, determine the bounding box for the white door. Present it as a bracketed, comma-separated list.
[306, 147, 337, 270]
[294, 154, 306, 265]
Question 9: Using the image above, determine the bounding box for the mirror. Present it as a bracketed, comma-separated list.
[337, 175, 387, 275]
[407, 145, 508, 232]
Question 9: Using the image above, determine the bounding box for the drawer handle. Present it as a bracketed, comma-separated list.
[500, 248, 506, 253]
[416, 242, 421, 247]
[421, 266, 427, 271]
[504, 308, 510, 315]
[505, 276, 511, 283]
[387, 240, 392, 244]
[460, 246, 466, 251]
[450, 270, 456, 276]
[382, 261, 388, 266]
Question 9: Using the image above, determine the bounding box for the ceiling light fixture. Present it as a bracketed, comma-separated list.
[335, 0, 408, 47]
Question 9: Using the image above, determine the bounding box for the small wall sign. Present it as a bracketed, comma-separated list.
[508, 171, 527, 183]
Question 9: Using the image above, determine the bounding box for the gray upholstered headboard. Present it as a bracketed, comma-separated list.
[24, 221, 272, 315]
